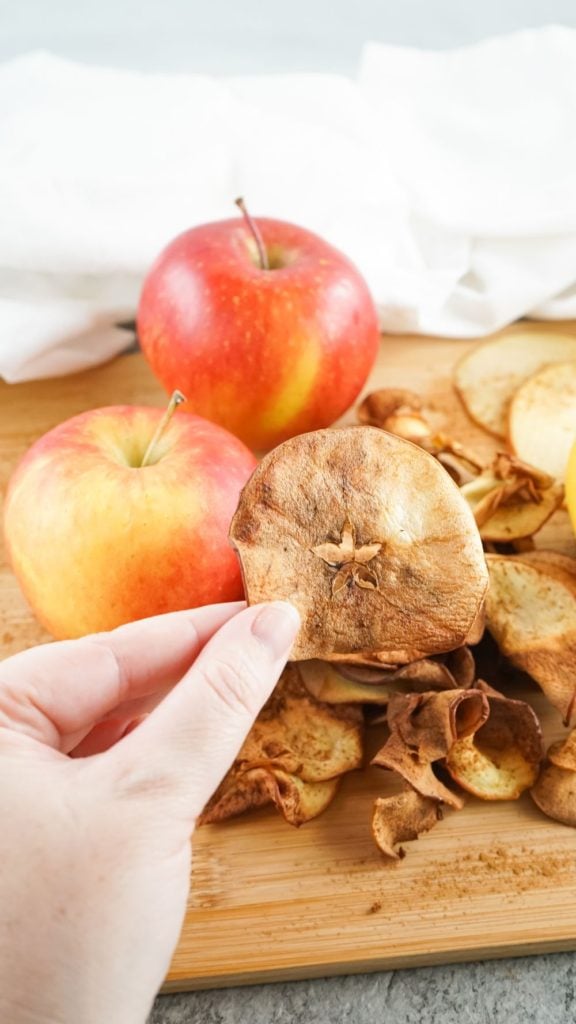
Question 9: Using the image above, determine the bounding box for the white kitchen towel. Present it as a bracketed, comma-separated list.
[1, 26, 576, 382]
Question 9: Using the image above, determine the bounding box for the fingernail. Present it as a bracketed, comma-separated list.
[251, 602, 301, 660]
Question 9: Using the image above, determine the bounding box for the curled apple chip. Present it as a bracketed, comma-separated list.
[509, 361, 576, 481]
[465, 603, 486, 646]
[200, 767, 340, 827]
[299, 652, 474, 707]
[357, 388, 431, 445]
[531, 732, 576, 827]
[372, 689, 489, 808]
[299, 660, 395, 705]
[357, 388, 484, 485]
[447, 645, 476, 688]
[454, 330, 576, 438]
[199, 768, 274, 823]
[372, 788, 442, 859]
[332, 646, 475, 688]
[515, 549, 576, 581]
[237, 664, 363, 781]
[460, 453, 563, 542]
[445, 681, 543, 800]
[230, 426, 488, 662]
[199, 664, 362, 826]
[485, 556, 576, 723]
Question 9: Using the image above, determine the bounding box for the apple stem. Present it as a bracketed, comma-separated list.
[141, 390, 187, 467]
[235, 197, 270, 271]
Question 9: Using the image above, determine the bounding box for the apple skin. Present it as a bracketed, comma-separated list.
[137, 216, 380, 449]
[3, 405, 257, 638]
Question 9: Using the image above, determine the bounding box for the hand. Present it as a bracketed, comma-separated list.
[0, 600, 300, 1024]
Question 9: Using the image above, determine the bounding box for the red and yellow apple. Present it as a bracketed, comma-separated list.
[3, 403, 257, 638]
[137, 207, 380, 449]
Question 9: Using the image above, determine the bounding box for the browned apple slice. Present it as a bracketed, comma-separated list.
[445, 681, 542, 800]
[531, 732, 576, 827]
[199, 663, 363, 826]
[514, 549, 576, 580]
[508, 360, 576, 481]
[299, 654, 470, 706]
[200, 768, 340, 827]
[299, 660, 395, 704]
[460, 453, 563, 541]
[372, 689, 489, 808]
[372, 788, 442, 859]
[485, 555, 576, 723]
[454, 330, 576, 438]
[230, 426, 488, 662]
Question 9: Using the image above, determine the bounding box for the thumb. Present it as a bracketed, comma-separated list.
[105, 602, 300, 818]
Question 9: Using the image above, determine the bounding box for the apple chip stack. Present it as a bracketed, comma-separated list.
[201, 338, 576, 855]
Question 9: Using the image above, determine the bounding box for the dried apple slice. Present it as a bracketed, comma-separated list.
[338, 656, 460, 690]
[515, 549, 576, 580]
[357, 388, 431, 445]
[299, 655, 465, 707]
[465, 603, 486, 646]
[460, 454, 563, 541]
[357, 387, 485, 484]
[531, 732, 576, 827]
[454, 330, 576, 438]
[509, 361, 576, 481]
[230, 426, 488, 662]
[300, 660, 395, 704]
[200, 768, 340, 827]
[445, 681, 542, 800]
[199, 663, 362, 826]
[448, 646, 476, 688]
[237, 664, 363, 782]
[372, 788, 442, 859]
[372, 689, 489, 807]
[485, 555, 576, 723]
[199, 767, 274, 824]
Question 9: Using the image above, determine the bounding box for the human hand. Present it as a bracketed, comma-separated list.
[0, 600, 299, 1024]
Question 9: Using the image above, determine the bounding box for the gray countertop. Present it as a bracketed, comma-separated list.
[149, 953, 576, 1022]
[6, 2, 576, 1020]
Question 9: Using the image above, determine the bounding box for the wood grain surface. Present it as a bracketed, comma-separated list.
[2, 322, 576, 991]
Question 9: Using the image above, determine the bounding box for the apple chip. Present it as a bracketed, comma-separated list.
[200, 767, 340, 827]
[509, 361, 576, 481]
[516, 550, 576, 581]
[447, 645, 476, 688]
[460, 453, 563, 542]
[357, 388, 431, 445]
[465, 603, 486, 646]
[199, 663, 363, 826]
[531, 732, 576, 827]
[299, 660, 394, 705]
[485, 556, 576, 723]
[372, 689, 489, 808]
[357, 388, 484, 485]
[299, 653, 473, 707]
[335, 647, 475, 688]
[237, 664, 363, 782]
[199, 768, 274, 823]
[372, 788, 442, 859]
[454, 330, 576, 438]
[230, 426, 488, 662]
[445, 680, 543, 800]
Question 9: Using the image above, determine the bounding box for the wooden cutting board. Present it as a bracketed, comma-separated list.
[2, 321, 576, 991]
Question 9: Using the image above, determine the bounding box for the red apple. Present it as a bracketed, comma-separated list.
[137, 203, 380, 449]
[3, 400, 257, 638]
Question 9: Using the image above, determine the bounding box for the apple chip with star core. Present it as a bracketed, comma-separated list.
[229, 426, 488, 662]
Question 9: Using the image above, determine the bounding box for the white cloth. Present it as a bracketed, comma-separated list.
[1, 27, 576, 382]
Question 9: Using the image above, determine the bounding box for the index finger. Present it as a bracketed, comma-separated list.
[0, 602, 244, 750]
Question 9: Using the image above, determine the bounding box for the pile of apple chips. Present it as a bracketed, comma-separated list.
[201, 330, 576, 858]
